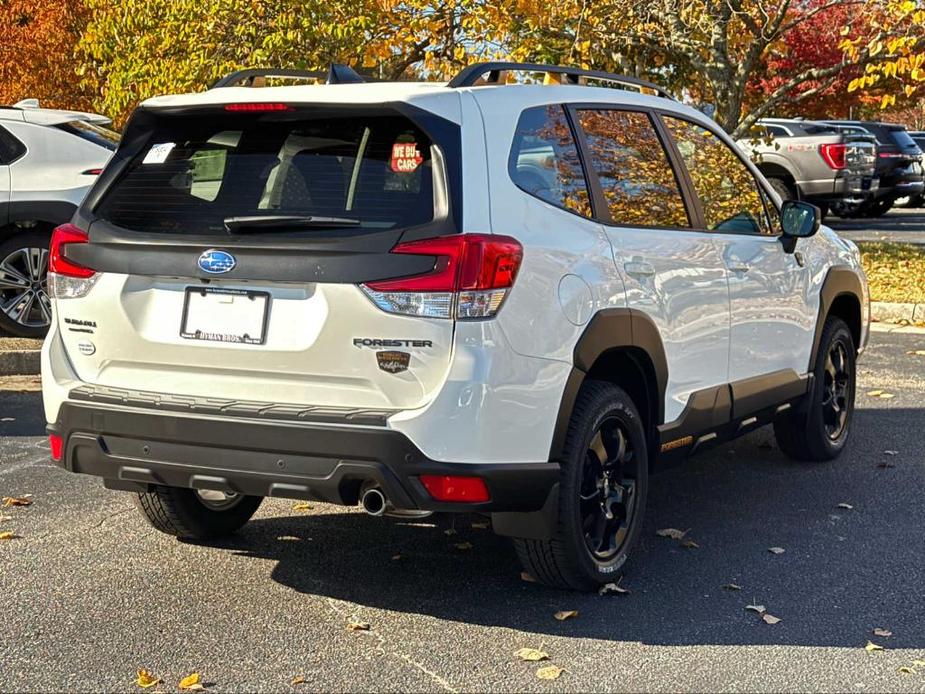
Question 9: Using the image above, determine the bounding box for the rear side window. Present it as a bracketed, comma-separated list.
[509, 105, 592, 218]
[0, 125, 26, 163]
[576, 109, 689, 228]
[56, 121, 121, 151]
[96, 111, 437, 235]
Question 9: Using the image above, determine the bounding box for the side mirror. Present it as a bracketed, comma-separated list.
[780, 200, 820, 253]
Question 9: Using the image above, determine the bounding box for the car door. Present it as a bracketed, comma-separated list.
[570, 107, 731, 424]
[0, 125, 14, 226]
[660, 115, 815, 395]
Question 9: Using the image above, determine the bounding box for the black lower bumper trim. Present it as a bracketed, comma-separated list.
[50, 402, 559, 514]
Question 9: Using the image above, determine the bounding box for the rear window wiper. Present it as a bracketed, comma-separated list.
[223, 215, 361, 233]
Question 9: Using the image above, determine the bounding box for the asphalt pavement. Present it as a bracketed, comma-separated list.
[828, 207, 925, 245]
[1, 329, 923, 693]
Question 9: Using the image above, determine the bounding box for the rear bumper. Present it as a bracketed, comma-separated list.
[48, 402, 560, 516]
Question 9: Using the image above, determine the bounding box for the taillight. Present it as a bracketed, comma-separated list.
[81, 168, 103, 176]
[49, 434, 63, 462]
[361, 234, 523, 319]
[49, 224, 94, 278]
[819, 143, 847, 169]
[419, 475, 491, 503]
[48, 224, 99, 299]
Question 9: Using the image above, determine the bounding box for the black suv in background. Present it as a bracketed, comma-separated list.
[899, 131, 925, 207]
[823, 120, 924, 217]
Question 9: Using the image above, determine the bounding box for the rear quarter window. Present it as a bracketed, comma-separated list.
[95, 110, 438, 235]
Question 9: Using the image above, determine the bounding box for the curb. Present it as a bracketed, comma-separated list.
[870, 301, 925, 324]
[0, 350, 41, 377]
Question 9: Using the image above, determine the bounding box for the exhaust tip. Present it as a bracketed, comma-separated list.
[361, 487, 386, 517]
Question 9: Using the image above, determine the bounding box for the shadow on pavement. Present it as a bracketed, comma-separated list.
[215, 406, 925, 649]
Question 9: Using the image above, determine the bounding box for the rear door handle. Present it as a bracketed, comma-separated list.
[624, 260, 655, 277]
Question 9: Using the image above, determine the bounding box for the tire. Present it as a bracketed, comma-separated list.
[830, 200, 862, 219]
[774, 317, 856, 462]
[134, 486, 262, 540]
[860, 198, 893, 218]
[768, 177, 796, 202]
[514, 381, 649, 591]
[0, 230, 53, 338]
[815, 202, 829, 220]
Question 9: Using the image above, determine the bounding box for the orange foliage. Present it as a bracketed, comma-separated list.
[0, 0, 93, 110]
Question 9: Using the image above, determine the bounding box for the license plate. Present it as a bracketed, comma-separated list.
[180, 287, 270, 345]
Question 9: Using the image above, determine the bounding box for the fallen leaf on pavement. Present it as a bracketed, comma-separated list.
[879, 393, 896, 399]
[443, 527, 457, 537]
[391, 554, 403, 561]
[898, 666, 916, 675]
[913, 660, 925, 667]
[179, 672, 203, 690]
[723, 583, 743, 591]
[599, 582, 630, 596]
[865, 641, 884, 653]
[454, 541, 473, 551]
[877, 461, 896, 469]
[884, 450, 899, 456]
[656, 528, 687, 539]
[768, 547, 786, 554]
[873, 628, 893, 637]
[471, 521, 490, 530]
[515, 647, 549, 662]
[745, 604, 766, 614]
[291, 502, 313, 511]
[291, 675, 307, 685]
[0, 417, 13, 422]
[867, 390, 884, 397]
[682, 538, 700, 548]
[0, 515, 10, 522]
[135, 669, 161, 689]
[2, 497, 32, 507]
[907, 350, 925, 356]
[520, 571, 536, 583]
[536, 665, 564, 680]
[0, 531, 17, 540]
[837, 503, 854, 510]
[762, 613, 782, 625]
[554, 610, 578, 621]
[347, 621, 371, 632]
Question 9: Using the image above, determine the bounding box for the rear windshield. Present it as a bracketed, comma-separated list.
[95, 111, 436, 235]
[887, 127, 919, 149]
[56, 120, 121, 151]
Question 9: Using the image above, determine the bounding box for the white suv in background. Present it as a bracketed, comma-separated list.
[0, 99, 118, 337]
[42, 63, 868, 591]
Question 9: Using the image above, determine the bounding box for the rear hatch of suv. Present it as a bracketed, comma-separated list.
[48, 99, 483, 415]
[864, 123, 923, 185]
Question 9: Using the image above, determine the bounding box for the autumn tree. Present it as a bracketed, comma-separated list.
[477, 0, 900, 137]
[77, 0, 486, 124]
[840, 0, 925, 110]
[0, 0, 93, 110]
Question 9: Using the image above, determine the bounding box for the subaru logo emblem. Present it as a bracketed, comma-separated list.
[198, 249, 236, 274]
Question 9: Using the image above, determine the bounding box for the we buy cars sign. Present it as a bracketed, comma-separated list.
[390, 141, 423, 173]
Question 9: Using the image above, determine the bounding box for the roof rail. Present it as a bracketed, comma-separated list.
[210, 64, 367, 89]
[447, 62, 673, 99]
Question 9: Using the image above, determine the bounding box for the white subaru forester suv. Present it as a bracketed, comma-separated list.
[42, 63, 869, 591]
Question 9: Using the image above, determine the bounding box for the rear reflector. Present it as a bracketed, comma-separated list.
[361, 234, 523, 320]
[224, 103, 293, 112]
[49, 434, 63, 462]
[419, 475, 491, 503]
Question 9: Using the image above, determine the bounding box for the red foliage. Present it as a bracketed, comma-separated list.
[745, 0, 879, 119]
[0, 0, 92, 110]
